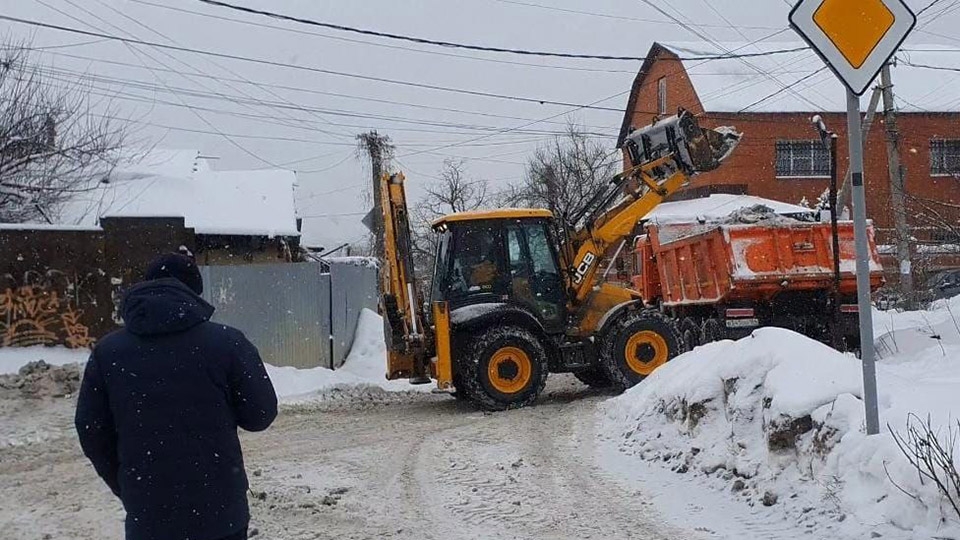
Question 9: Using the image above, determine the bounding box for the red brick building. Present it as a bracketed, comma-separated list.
[617, 42, 960, 275]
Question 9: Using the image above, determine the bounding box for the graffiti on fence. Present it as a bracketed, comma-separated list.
[0, 270, 96, 348]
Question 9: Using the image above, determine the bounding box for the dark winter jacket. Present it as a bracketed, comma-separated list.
[75, 278, 278, 540]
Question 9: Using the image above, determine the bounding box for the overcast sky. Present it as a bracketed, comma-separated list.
[3, 0, 957, 249]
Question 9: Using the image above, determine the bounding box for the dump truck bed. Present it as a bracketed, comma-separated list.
[648, 220, 884, 307]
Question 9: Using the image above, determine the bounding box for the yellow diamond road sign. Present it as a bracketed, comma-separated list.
[790, 0, 916, 95]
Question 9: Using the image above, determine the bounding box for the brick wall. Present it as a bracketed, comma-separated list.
[621, 51, 960, 272]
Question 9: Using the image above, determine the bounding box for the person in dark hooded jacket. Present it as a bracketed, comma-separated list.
[75, 253, 277, 540]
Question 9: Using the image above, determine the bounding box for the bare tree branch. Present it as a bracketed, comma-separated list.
[508, 122, 616, 228]
[0, 39, 126, 223]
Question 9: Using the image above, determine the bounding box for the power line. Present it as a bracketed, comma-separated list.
[639, 0, 828, 112]
[194, 0, 648, 61]
[0, 14, 809, 112]
[40, 0, 282, 167]
[25, 48, 621, 131]
[31, 62, 620, 137]
[490, 0, 784, 31]
[898, 59, 960, 72]
[129, 0, 637, 75]
[918, 0, 949, 16]
[0, 12, 628, 112]
[91, 0, 355, 140]
[736, 67, 830, 112]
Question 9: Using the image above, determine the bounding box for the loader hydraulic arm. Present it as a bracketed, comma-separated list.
[564, 111, 741, 305]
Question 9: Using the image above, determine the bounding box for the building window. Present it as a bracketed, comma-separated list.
[931, 139, 960, 176]
[657, 77, 667, 115]
[775, 140, 831, 178]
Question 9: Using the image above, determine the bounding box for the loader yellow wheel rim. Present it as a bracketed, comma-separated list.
[487, 346, 532, 394]
[624, 331, 669, 376]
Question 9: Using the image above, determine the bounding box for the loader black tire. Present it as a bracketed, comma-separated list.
[458, 325, 549, 411]
[600, 309, 684, 391]
[700, 318, 726, 344]
[574, 367, 613, 389]
[681, 317, 701, 350]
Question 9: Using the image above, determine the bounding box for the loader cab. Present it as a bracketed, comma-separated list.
[432, 209, 567, 332]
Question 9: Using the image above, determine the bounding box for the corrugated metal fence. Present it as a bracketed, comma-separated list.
[199, 260, 377, 369]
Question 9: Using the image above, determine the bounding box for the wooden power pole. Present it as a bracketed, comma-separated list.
[357, 131, 394, 259]
[880, 64, 915, 307]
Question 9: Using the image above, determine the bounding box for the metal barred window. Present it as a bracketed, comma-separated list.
[931, 139, 960, 176]
[775, 140, 831, 178]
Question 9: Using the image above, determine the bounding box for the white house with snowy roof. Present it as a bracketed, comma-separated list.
[618, 41, 960, 276]
[57, 149, 302, 264]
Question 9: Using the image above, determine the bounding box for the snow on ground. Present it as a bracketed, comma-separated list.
[874, 295, 960, 359]
[599, 320, 960, 538]
[268, 308, 427, 401]
[0, 346, 89, 375]
[0, 309, 418, 404]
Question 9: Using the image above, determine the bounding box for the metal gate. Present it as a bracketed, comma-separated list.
[200, 260, 377, 369]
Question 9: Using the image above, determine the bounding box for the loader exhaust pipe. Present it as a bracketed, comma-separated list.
[624, 109, 741, 175]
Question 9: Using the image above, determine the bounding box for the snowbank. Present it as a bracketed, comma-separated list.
[874, 295, 960, 359]
[0, 310, 421, 402]
[267, 309, 427, 401]
[600, 327, 960, 538]
[0, 346, 89, 375]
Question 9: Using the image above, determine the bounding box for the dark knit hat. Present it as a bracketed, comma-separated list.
[145, 253, 203, 295]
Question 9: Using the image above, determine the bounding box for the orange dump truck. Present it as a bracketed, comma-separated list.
[631, 217, 885, 351]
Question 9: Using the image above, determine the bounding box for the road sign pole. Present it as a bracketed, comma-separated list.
[846, 90, 881, 436]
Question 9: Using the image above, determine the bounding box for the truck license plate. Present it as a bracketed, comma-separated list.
[726, 318, 759, 328]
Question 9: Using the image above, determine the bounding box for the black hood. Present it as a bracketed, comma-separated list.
[121, 278, 215, 336]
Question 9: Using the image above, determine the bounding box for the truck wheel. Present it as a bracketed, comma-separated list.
[458, 325, 549, 411]
[681, 317, 701, 350]
[574, 367, 612, 389]
[600, 310, 684, 391]
[700, 318, 725, 344]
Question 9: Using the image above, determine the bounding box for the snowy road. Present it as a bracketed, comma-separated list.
[0, 376, 693, 540]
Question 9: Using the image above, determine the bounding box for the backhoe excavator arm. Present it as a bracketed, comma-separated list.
[378, 172, 433, 381]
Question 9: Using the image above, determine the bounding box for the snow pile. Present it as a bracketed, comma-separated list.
[0, 361, 82, 399]
[874, 295, 960, 359]
[599, 327, 960, 538]
[267, 309, 427, 401]
[0, 346, 89, 375]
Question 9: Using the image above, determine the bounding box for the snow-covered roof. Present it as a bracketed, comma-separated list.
[58, 149, 299, 237]
[660, 42, 960, 113]
[112, 148, 208, 182]
[642, 194, 814, 224]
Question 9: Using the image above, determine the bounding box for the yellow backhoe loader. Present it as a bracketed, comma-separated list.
[379, 110, 740, 409]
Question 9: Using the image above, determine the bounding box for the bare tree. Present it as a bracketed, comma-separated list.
[508, 123, 617, 228]
[411, 159, 488, 287]
[0, 41, 126, 223]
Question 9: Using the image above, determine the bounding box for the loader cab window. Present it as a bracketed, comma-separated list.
[430, 228, 452, 304]
[445, 223, 507, 303]
[506, 220, 565, 328]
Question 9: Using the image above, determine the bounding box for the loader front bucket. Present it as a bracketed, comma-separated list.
[624, 109, 741, 175]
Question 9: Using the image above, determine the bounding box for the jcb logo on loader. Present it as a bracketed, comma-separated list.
[573, 252, 597, 284]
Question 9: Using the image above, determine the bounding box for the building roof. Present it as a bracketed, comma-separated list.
[642, 194, 815, 225]
[59, 149, 300, 238]
[619, 41, 960, 146]
[432, 208, 553, 228]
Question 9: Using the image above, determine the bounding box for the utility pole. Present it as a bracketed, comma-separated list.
[357, 131, 394, 259]
[880, 64, 915, 308]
